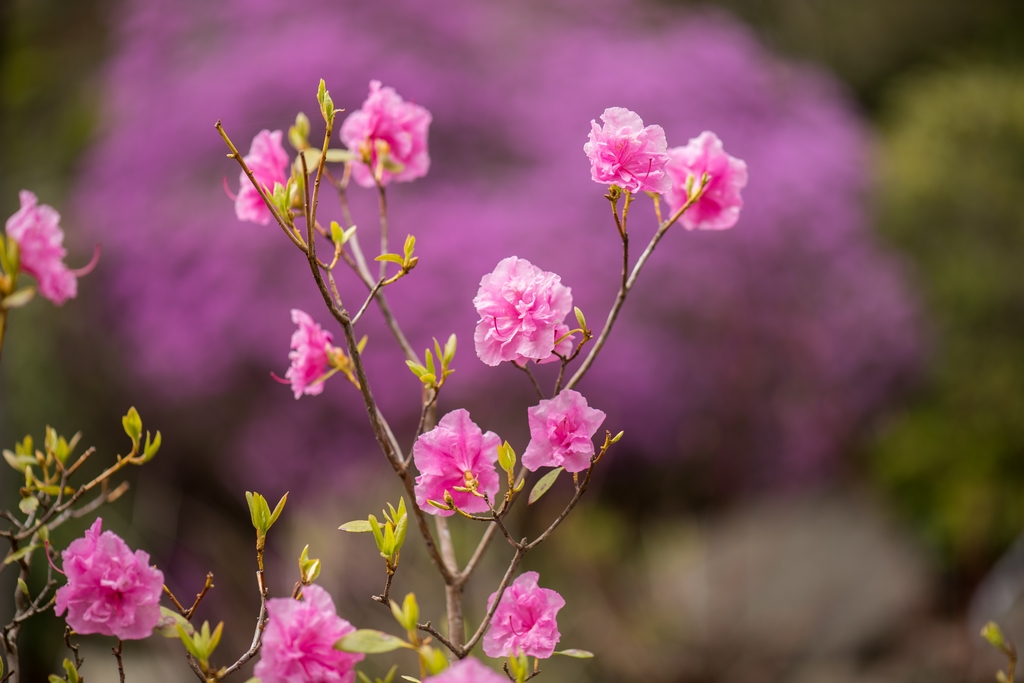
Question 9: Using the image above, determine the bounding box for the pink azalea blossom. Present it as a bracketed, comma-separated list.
[483, 571, 565, 659]
[5, 190, 78, 304]
[235, 129, 289, 225]
[284, 309, 335, 399]
[664, 131, 748, 230]
[583, 107, 671, 194]
[54, 517, 164, 640]
[522, 389, 606, 473]
[473, 257, 573, 367]
[423, 658, 505, 683]
[340, 80, 432, 188]
[413, 409, 501, 516]
[254, 584, 363, 683]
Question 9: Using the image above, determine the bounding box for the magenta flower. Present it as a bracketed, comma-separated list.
[54, 518, 164, 640]
[583, 107, 671, 194]
[254, 584, 363, 683]
[424, 658, 505, 683]
[235, 129, 289, 225]
[522, 389, 606, 473]
[5, 190, 78, 304]
[473, 257, 573, 367]
[483, 571, 565, 659]
[285, 309, 334, 399]
[413, 409, 501, 516]
[340, 80, 432, 188]
[664, 131, 747, 230]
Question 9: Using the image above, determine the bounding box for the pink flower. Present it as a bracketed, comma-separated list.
[54, 518, 164, 640]
[664, 131, 748, 230]
[235, 129, 289, 225]
[583, 107, 671, 194]
[5, 190, 78, 304]
[413, 409, 501, 516]
[340, 80, 432, 188]
[522, 389, 606, 473]
[254, 584, 363, 683]
[424, 658, 505, 683]
[285, 309, 334, 399]
[483, 572, 565, 659]
[473, 257, 573, 367]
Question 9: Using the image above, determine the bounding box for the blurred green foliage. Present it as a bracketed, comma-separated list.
[870, 66, 1024, 571]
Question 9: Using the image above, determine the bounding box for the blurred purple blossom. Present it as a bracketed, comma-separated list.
[72, 0, 921, 489]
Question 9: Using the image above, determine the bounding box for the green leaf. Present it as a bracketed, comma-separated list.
[3, 543, 39, 565]
[3, 449, 33, 473]
[401, 677, 422, 683]
[326, 149, 356, 163]
[375, 254, 405, 265]
[368, 514, 385, 552]
[982, 621, 1006, 649]
[49, 676, 63, 683]
[554, 649, 595, 658]
[17, 578, 29, 597]
[574, 306, 587, 330]
[383, 522, 397, 557]
[382, 664, 399, 683]
[157, 606, 194, 638]
[335, 629, 409, 654]
[19, 496, 38, 515]
[358, 673, 374, 683]
[63, 657, 80, 683]
[424, 350, 435, 377]
[268, 492, 289, 528]
[528, 467, 564, 505]
[402, 592, 418, 628]
[443, 334, 457, 365]
[339, 519, 385, 533]
[405, 361, 427, 378]
[498, 441, 516, 473]
[142, 430, 162, 462]
[394, 512, 407, 552]
[2, 287, 35, 309]
[122, 407, 142, 447]
[177, 624, 204, 660]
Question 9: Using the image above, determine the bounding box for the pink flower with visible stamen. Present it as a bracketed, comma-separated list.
[5, 190, 78, 304]
[423, 658, 505, 683]
[522, 389, 606, 473]
[340, 80, 432, 188]
[413, 409, 501, 516]
[583, 107, 671, 194]
[284, 309, 334, 399]
[664, 131, 747, 230]
[254, 584, 363, 683]
[54, 518, 164, 640]
[483, 571, 565, 659]
[235, 129, 289, 225]
[473, 257, 573, 367]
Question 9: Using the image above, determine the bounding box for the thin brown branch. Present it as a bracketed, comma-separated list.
[216, 551, 268, 679]
[516, 363, 545, 400]
[418, 621, 463, 658]
[112, 639, 125, 683]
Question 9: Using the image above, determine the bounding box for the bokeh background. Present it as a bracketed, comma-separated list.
[3, 0, 1024, 680]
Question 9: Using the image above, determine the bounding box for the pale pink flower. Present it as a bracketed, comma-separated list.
[583, 107, 671, 194]
[424, 658, 505, 683]
[413, 409, 501, 516]
[5, 190, 78, 304]
[483, 571, 565, 659]
[522, 389, 606, 473]
[664, 131, 748, 230]
[285, 309, 334, 399]
[54, 518, 164, 640]
[235, 129, 289, 225]
[473, 257, 573, 367]
[340, 80, 432, 188]
[254, 584, 363, 683]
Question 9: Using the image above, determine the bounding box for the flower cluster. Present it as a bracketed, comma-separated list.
[585, 107, 746, 230]
[340, 80, 432, 188]
[54, 518, 164, 640]
[235, 129, 290, 225]
[284, 309, 336, 399]
[413, 409, 501, 516]
[484, 571, 565, 659]
[4, 190, 79, 304]
[254, 584, 364, 683]
[523, 390, 606, 473]
[473, 256, 574, 367]
[664, 131, 748, 230]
